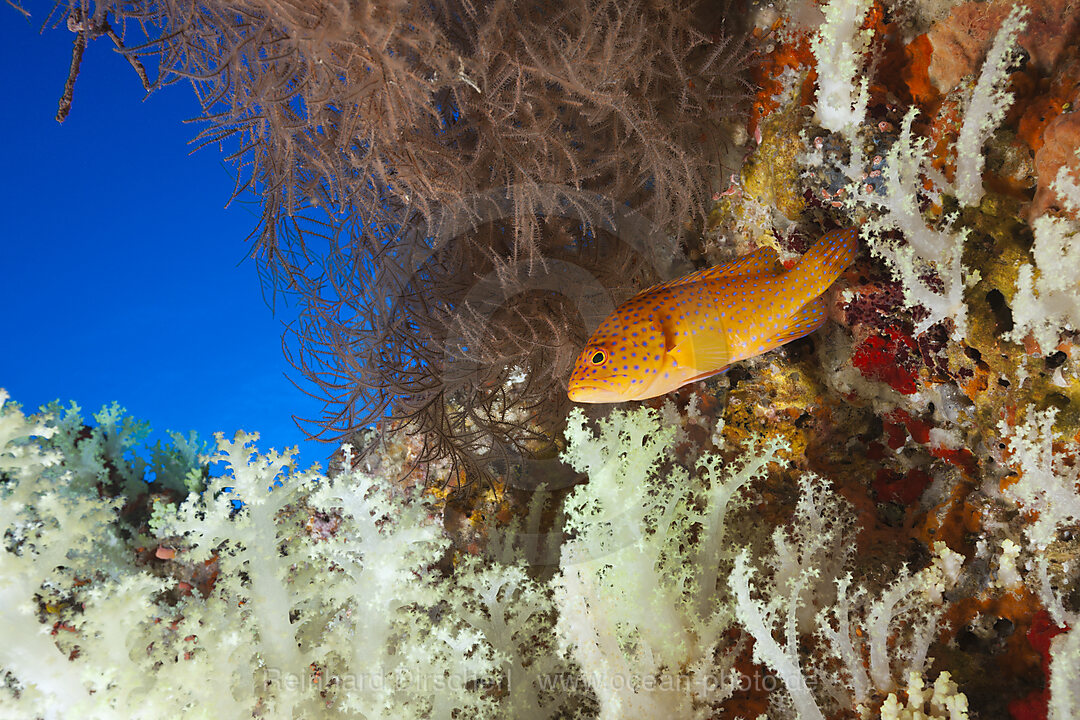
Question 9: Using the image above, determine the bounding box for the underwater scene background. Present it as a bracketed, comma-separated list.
[3, 0, 1080, 717]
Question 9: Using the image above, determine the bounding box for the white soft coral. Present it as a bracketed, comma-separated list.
[810, 0, 873, 139]
[874, 671, 969, 720]
[554, 407, 777, 719]
[804, 2, 1029, 340]
[730, 469, 964, 717]
[999, 407, 1080, 549]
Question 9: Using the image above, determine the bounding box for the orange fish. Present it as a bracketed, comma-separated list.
[567, 227, 858, 402]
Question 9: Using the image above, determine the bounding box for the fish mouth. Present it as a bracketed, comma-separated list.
[568, 384, 623, 403]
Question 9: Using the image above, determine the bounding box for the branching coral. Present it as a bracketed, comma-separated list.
[810, 0, 873, 139]
[802, 0, 1030, 340]
[0, 392, 583, 719]
[952, 5, 1029, 208]
[730, 470, 964, 717]
[553, 406, 779, 719]
[2, 360, 1077, 718]
[858, 109, 974, 338]
[1033, 560, 1079, 720]
[998, 406, 1080, 550]
[1007, 154, 1080, 353]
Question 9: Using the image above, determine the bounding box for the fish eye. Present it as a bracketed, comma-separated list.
[589, 350, 606, 366]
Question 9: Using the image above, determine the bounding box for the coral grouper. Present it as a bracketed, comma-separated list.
[568, 227, 858, 402]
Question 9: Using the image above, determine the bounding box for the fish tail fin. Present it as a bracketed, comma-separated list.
[784, 227, 858, 300]
[769, 296, 827, 348]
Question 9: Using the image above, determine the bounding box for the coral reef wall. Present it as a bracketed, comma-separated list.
[689, 0, 1080, 715]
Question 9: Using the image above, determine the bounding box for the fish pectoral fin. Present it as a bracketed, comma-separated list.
[767, 296, 827, 348]
[669, 329, 732, 373]
[685, 366, 730, 384]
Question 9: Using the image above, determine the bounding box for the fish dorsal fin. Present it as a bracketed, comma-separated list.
[711, 245, 784, 279]
[666, 325, 732, 374]
[648, 246, 783, 295]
